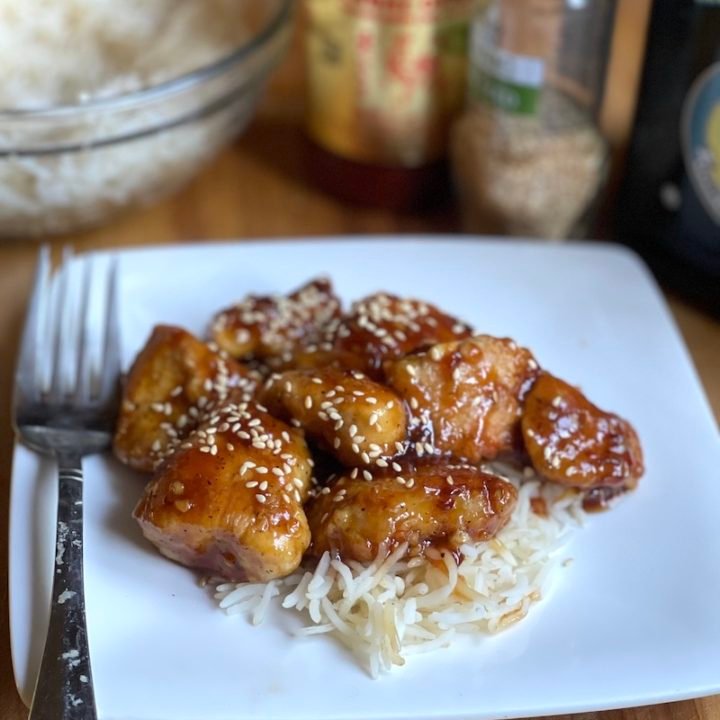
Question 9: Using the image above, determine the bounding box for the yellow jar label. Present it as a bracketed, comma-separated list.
[305, 0, 474, 167]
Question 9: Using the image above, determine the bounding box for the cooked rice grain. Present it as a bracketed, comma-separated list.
[214, 476, 583, 676]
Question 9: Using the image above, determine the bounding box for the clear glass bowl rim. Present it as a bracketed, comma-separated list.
[0, 0, 293, 121]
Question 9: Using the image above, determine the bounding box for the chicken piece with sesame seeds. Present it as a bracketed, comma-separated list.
[521, 373, 644, 499]
[209, 278, 342, 364]
[260, 368, 408, 468]
[307, 463, 518, 563]
[134, 399, 313, 582]
[327, 292, 473, 379]
[114, 325, 260, 473]
[386, 335, 539, 463]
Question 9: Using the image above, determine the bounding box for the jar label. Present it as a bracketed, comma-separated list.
[682, 62, 720, 226]
[469, 13, 545, 115]
[305, 0, 473, 167]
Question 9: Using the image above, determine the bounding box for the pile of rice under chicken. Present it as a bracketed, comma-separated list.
[113, 279, 644, 676]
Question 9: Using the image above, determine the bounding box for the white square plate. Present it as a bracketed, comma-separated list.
[10, 238, 720, 720]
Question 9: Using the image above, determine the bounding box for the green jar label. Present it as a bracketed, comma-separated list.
[469, 18, 545, 115]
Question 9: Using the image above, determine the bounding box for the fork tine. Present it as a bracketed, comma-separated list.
[47, 246, 74, 401]
[74, 257, 94, 402]
[14, 245, 51, 403]
[97, 257, 121, 403]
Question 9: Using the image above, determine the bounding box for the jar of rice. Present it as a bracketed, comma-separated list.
[452, 0, 613, 240]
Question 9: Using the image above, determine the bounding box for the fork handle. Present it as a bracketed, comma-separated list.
[30, 453, 97, 720]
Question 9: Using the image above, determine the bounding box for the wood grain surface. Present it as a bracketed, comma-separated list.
[1, 5, 719, 719]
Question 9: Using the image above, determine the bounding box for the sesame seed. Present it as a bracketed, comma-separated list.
[366, 397, 377, 405]
[255, 494, 267, 504]
[395, 442, 405, 454]
[151, 439, 161, 452]
[355, 435, 365, 443]
[424, 442, 434, 454]
[406, 365, 417, 377]
[406, 478, 415, 488]
[291, 418, 302, 428]
[363, 470, 372, 481]
[361, 452, 371, 464]
[312, 377, 323, 385]
[446, 476, 454, 485]
[321, 487, 331, 495]
[245, 481, 258, 488]
[386, 401, 394, 409]
[294, 490, 302, 502]
[256, 467, 269, 474]
[170, 385, 183, 397]
[282, 493, 291, 503]
[199, 446, 211, 454]
[349, 424, 357, 438]
[353, 390, 364, 397]
[271, 468, 283, 477]
[415, 442, 425, 456]
[410, 397, 419, 410]
[333, 437, 341, 449]
[334, 419, 344, 431]
[369, 412, 379, 425]
[376, 459, 388, 468]
[248, 418, 261, 427]
[259, 480, 269, 491]
[351, 443, 360, 454]
[285, 381, 293, 392]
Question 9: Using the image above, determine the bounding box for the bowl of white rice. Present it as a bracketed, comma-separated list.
[0, 0, 292, 238]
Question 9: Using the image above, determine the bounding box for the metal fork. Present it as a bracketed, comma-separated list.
[13, 246, 120, 720]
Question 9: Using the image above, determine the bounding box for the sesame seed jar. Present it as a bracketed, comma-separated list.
[452, 0, 613, 239]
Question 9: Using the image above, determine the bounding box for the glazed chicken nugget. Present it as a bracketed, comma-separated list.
[521, 373, 644, 491]
[329, 292, 472, 379]
[261, 367, 407, 467]
[210, 278, 342, 362]
[114, 325, 259, 472]
[134, 398, 313, 582]
[386, 335, 539, 463]
[307, 462, 518, 563]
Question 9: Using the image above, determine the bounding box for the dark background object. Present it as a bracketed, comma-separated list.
[615, 0, 720, 316]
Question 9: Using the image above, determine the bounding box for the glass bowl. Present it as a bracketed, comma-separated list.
[0, 0, 292, 238]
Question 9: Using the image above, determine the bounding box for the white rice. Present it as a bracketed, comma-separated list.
[0, 0, 266, 237]
[214, 472, 585, 677]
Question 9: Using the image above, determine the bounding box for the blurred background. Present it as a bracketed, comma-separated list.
[0, 5, 719, 719]
[0, 0, 717, 314]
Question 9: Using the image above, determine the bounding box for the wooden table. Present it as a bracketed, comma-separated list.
[2, 18, 719, 720]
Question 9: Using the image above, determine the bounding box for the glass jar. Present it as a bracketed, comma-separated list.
[452, 0, 614, 239]
[303, 0, 475, 210]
